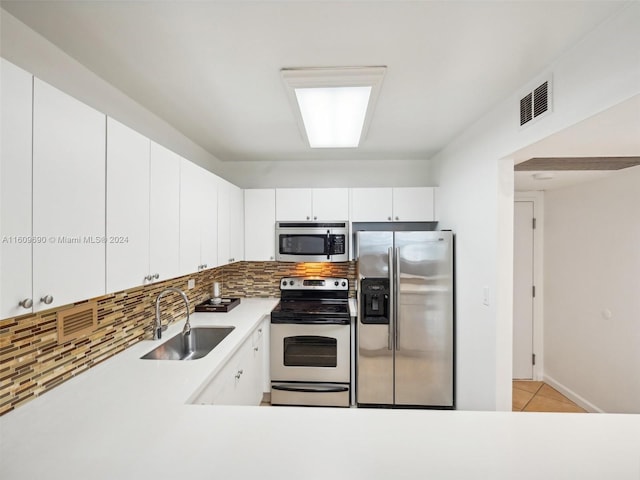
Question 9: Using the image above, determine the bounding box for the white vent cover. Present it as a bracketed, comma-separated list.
[520, 78, 552, 126]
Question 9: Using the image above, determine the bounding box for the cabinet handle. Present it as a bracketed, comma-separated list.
[258, 328, 262, 333]
[154, 273, 159, 280]
[306, 216, 310, 220]
[145, 274, 153, 281]
[235, 369, 244, 380]
[313, 216, 317, 220]
[270, 256, 274, 260]
[40, 295, 54, 305]
[387, 216, 392, 221]
[254, 347, 259, 352]
[19, 298, 33, 309]
[395, 216, 399, 221]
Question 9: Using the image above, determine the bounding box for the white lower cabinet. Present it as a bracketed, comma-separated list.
[193, 318, 268, 406]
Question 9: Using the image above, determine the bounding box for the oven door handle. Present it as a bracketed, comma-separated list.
[272, 385, 349, 393]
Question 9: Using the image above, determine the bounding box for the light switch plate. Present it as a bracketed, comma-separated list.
[482, 286, 489, 306]
[187, 279, 195, 289]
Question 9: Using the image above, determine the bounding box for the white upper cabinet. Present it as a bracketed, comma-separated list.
[106, 118, 150, 293]
[350, 188, 393, 222]
[180, 158, 218, 274]
[275, 188, 312, 221]
[32, 78, 106, 311]
[200, 170, 218, 269]
[311, 188, 349, 220]
[351, 187, 435, 222]
[229, 184, 245, 263]
[1, 59, 33, 319]
[276, 188, 349, 221]
[392, 187, 435, 221]
[149, 142, 181, 282]
[218, 179, 244, 265]
[245, 189, 276, 261]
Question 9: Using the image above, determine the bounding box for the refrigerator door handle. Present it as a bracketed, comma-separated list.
[395, 247, 400, 351]
[388, 246, 394, 351]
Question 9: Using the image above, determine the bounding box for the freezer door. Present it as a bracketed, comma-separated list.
[394, 231, 454, 407]
[356, 231, 394, 405]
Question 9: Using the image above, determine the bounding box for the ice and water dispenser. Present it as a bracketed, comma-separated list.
[360, 278, 390, 324]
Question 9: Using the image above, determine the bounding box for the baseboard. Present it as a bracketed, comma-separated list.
[543, 374, 605, 413]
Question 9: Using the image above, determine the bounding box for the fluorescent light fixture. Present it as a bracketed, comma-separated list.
[295, 86, 372, 148]
[282, 67, 386, 149]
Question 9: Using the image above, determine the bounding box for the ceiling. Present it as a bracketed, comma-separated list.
[513, 94, 640, 191]
[1, 1, 628, 164]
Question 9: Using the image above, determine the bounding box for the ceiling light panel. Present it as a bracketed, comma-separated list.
[282, 67, 386, 149]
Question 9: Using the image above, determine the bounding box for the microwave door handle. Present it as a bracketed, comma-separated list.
[326, 230, 331, 260]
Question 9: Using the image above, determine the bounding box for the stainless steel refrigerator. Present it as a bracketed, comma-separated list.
[356, 230, 454, 408]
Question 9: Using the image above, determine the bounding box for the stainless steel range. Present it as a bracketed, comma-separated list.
[270, 277, 351, 407]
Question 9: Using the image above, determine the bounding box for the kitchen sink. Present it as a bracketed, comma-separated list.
[140, 326, 235, 361]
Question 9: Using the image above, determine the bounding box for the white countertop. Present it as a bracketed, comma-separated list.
[1, 297, 639, 480]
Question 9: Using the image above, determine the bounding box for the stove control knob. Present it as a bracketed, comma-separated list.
[341, 281, 347, 287]
[289, 280, 294, 286]
[282, 281, 287, 287]
[334, 281, 339, 286]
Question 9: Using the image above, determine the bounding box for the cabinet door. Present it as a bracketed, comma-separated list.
[200, 170, 218, 269]
[149, 142, 180, 282]
[229, 184, 245, 263]
[217, 179, 231, 266]
[275, 188, 312, 221]
[106, 118, 150, 293]
[1, 59, 33, 319]
[350, 187, 393, 222]
[244, 189, 276, 261]
[32, 79, 106, 311]
[312, 188, 349, 220]
[179, 158, 202, 275]
[392, 187, 435, 221]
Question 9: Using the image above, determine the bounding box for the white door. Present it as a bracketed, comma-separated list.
[229, 185, 244, 263]
[106, 118, 150, 293]
[513, 201, 535, 379]
[392, 187, 435, 221]
[312, 188, 349, 220]
[244, 189, 276, 261]
[200, 170, 218, 269]
[149, 142, 180, 282]
[32, 79, 106, 311]
[275, 188, 312, 221]
[350, 188, 393, 222]
[1, 59, 33, 319]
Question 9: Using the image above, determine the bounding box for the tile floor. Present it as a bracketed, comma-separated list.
[513, 381, 587, 413]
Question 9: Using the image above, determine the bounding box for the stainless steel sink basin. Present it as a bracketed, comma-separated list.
[140, 326, 235, 360]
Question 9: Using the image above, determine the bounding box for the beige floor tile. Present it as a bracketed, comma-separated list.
[512, 387, 535, 411]
[523, 394, 587, 413]
[513, 380, 543, 394]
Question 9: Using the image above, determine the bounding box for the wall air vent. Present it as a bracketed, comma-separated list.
[520, 78, 551, 126]
[57, 301, 98, 344]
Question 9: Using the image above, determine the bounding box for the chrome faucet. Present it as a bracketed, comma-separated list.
[154, 288, 191, 340]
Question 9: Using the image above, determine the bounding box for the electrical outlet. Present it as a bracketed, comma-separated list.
[187, 279, 195, 290]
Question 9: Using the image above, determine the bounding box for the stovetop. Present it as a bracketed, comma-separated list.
[271, 276, 351, 323]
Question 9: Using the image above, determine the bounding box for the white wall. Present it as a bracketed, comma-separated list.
[431, 3, 640, 411]
[543, 165, 640, 413]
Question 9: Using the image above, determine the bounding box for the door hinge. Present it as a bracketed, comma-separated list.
[532, 353, 536, 366]
[532, 285, 536, 298]
[532, 217, 537, 229]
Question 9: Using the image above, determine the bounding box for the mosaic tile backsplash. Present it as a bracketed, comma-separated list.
[0, 261, 356, 415]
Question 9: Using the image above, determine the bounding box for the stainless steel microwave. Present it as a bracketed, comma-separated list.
[275, 221, 349, 262]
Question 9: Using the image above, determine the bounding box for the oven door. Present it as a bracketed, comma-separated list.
[270, 322, 350, 383]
